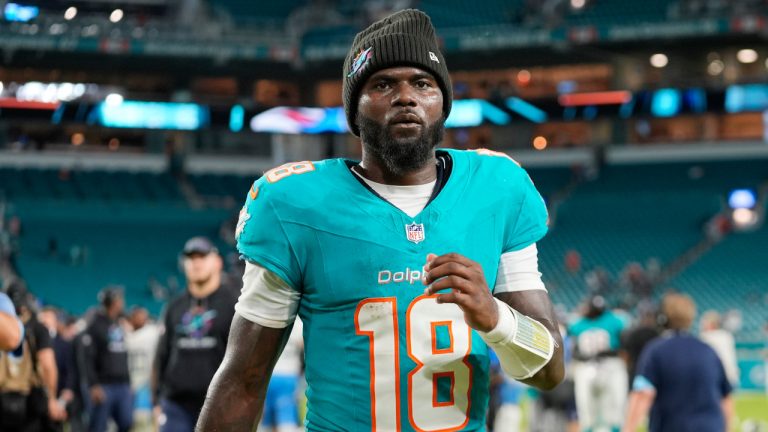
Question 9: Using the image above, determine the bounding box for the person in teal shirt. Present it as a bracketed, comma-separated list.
[569, 295, 629, 432]
[198, 9, 564, 431]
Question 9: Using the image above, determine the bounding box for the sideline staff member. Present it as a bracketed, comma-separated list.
[152, 237, 237, 432]
[622, 293, 733, 432]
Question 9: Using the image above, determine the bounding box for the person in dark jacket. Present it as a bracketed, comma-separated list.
[619, 305, 661, 388]
[622, 293, 734, 432]
[151, 237, 237, 432]
[82, 287, 132, 432]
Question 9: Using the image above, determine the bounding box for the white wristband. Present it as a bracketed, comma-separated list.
[479, 298, 555, 380]
[480, 298, 517, 344]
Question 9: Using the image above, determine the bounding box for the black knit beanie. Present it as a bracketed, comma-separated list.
[342, 9, 452, 136]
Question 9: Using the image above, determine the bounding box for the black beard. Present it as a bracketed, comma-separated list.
[357, 114, 445, 176]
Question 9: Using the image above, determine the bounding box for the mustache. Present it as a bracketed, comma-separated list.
[388, 110, 423, 125]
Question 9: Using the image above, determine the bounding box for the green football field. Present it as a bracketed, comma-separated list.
[736, 392, 768, 427]
[296, 391, 768, 430]
[513, 391, 768, 431]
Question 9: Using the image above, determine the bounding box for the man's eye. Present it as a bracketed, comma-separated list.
[415, 81, 432, 88]
[375, 82, 390, 90]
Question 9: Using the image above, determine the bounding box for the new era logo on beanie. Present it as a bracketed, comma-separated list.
[342, 9, 452, 136]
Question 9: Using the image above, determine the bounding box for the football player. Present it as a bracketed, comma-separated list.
[198, 9, 564, 431]
[569, 295, 629, 432]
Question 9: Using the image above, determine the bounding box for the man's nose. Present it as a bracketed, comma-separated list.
[391, 82, 417, 107]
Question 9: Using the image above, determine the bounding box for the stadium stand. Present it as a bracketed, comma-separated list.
[563, 0, 676, 26]
[537, 157, 768, 331]
[12, 201, 233, 315]
[210, 0, 304, 27]
[188, 172, 255, 203]
[417, 0, 523, 27]
[0, 168, 183, 202]
[670, 202, 768, 341]
[4, 156, 766, 341]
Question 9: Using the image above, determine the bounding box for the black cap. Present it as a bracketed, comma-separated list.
[342, 9, 452, 136]
[182, 236, 218, 256]
[98, 285, 124, 308]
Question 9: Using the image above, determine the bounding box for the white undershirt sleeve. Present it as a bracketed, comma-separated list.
[234, 261, 301, 329]
[494, 243, 546, 294]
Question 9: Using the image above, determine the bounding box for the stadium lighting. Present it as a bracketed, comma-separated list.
[571, 0, 586, 9]
[105, 93, 124, 106]
[728, 189, 757, 209]
[650, 53, 668, 68]
[517, 69, 531, 86]
[64, 6, 77, 20]
[558, 91, 632, 106]
[109, 9, 123, 23]
[732, 208, 757, 228]
[737, 49, 758, 64]
[707, 60, 725, 76]
[533, 136, 548, 150]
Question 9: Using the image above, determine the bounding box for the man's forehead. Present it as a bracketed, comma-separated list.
[366, 66, 437, 82]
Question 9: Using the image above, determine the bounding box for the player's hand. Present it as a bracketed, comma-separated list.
[423, 253, 499, 333]
[153, 405, 166, 430]
[90, 385, 106, 404]
[60, 389, 74, 403]
[48, 397, 67, 421]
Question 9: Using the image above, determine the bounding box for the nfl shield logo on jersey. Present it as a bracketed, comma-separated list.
[405, 222, 425, 244]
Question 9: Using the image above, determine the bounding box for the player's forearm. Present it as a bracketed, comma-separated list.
[151, 333, 169, 406]
[491, 292, 565, 390]
[196, 365, 267, 431]
[38, 348, 59, 398]
[520, 315, 564, 390]
[196, 315, 288, 432]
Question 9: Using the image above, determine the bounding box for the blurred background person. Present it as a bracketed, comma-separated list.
[82, 287, 132, 432]
[699, 310, 740, 388]
[489, 348, 526, 432]
[125, 306, 160, 432]
[59, 313, 87, 432]
[0, 291, 24, 352]
[38, 306, 77, 432]
[530, 320, 578, 432]
[568, 295, 628, 432]
[622, 293, 734, 432]
[1, 282, 66, 431]
[152, 237, 237, 432]
[620, 304, 661, 389]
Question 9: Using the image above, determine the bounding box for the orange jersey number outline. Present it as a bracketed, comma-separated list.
[265, 161, 316, 183]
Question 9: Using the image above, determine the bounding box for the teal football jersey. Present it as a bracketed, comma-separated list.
[568, 311, 628, 359]
[237, 148, 548, 432]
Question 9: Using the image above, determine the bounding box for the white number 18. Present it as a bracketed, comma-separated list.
[354, 295, 473, 432]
